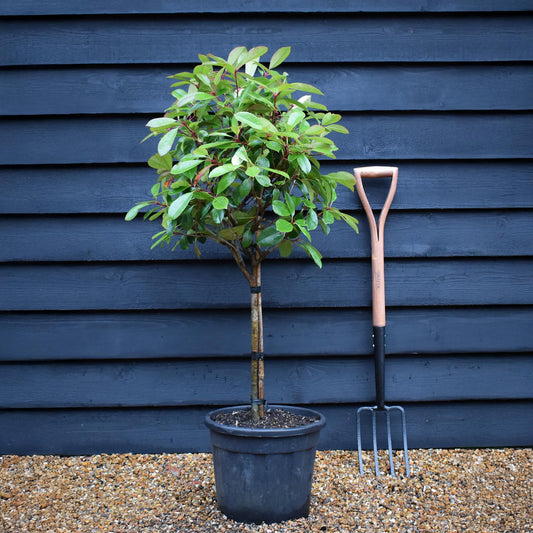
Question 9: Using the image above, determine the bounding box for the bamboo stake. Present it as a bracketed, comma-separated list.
[250, 260, 265, 421]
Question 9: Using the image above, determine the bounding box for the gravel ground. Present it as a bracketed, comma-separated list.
[1, 448, 531, 532]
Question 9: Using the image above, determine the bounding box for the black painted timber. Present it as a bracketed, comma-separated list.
[2, 15, 533, 66]
[1, 307, 531, 361]
[0, 402, 531, 455]
[2, 114, 533, 165]
[2, 1, 532, 16]
[3, 64, 533, 115]
[1, 211, 531, 262]
[2, 161, 532, 214]
[1, 354, 531, 408]
[0, 6, 532, 454]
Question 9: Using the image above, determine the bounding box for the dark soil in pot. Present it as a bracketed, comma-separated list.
[211, 406, 320, 429]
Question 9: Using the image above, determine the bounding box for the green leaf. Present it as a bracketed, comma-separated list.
[322, 112, 342, 126]
[211, 209, 224, 224]
[296, 154, 312, 174]
[176, 92, 196, 107]
[272, 200, 291, 217]
[231, 146, 248, 166]
[245, 165, 260, 177]
[287, 82, 324, 96]
[196, 140, 237, 152]
[254, 173, 271, 187]
[148, 153, 173, 171]
[217, 227, 240, 241]
[233, 178, 252, 204]
[326, 124, 349, 134]
[228, 46, 247, 66]
[257, 226, 285, 247]
[196, 72, 211, 87]
[278, 239, 293, 258]
[191, 92, 213, 101]
[243, 46, 268, 65]
[212, 196, 229, 210]
[304, 124, 325, 136]
[242, 227, 254, 248]
[322, 209, 335, 224]
[319, 219, 331, 235]
[171, 159, 203, 175]
[157, 128, 178, 156]
[151, 232, 170, 249]
[168, 192, 194, 219]
[306, 209, 318, 230]
[269, 46, 291, 69]
[276, 219, 294, 233]
[265, 140, 283, 152]
[216, 172, 235, 195]
[148, 209, 164, 221]
[284, 193, 299, 215]
[264, 167, 290, 180]
[235, 112, 276, 133]
[303, 100, 328, 111]
[146, 117, 176, 128]
[294, 220, 311, 242]
[297, 241, 322, 268]
[192, 190, 213, 201]
[326, 171, 356, 191]
[339, 212, 360, 233]
[125, 201, 152, 221]
[209, 164, 237, 178]
[287, 109, 305, 127]
[245, 60, 259, 77]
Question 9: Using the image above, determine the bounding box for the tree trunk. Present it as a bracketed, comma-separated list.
[250, 260, 265, 420]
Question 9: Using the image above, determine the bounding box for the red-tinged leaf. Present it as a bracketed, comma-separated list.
[194, 165, 211, 186]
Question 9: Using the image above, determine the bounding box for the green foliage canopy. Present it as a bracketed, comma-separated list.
[126, 46, 358, 280]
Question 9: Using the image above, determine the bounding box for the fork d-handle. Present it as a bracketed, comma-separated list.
[354, 166, 398, 409]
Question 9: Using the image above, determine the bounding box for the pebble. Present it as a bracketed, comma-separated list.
[0, 449, 531, 532]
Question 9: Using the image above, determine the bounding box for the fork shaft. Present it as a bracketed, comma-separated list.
[373, 326, 386, 409]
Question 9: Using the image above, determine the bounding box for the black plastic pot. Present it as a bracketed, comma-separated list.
[205, 404, 326, 524]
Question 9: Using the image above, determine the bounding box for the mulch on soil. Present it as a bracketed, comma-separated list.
[1, 448, 531, 532]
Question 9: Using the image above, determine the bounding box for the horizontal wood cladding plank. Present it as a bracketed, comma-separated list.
[3, 0, 532, 16]
[2, 161, 532, 214]
[2, 14, 533, 66]
[0, 354, 530, 408]
[1, 307, 531, 361]
[324, 401, 533, 450]
[2, 210, 532, 262]
[0, 401, 531, 454]
[1, 259, 532, 311]
[4, 64, 533, 115]
[1, 114, 533, 165]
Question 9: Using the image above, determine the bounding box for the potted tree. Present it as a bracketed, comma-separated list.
[126, 46, 358, 524]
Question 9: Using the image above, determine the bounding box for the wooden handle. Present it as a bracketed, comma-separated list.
[353, 166, 398, 327]
[356, 166, 398, 179]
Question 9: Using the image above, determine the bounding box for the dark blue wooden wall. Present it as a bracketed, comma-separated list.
[1, 1, 532, 454]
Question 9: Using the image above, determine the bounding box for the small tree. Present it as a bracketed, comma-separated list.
[126, 46, 358, 420]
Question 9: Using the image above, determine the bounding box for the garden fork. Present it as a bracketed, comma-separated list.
[354, 166, 410, 478]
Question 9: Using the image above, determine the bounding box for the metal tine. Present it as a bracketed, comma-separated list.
[356, 405, 410, 478]
[385, 407, 395, 477]
[393, 405, 411, 477]
[372, 409, 379, 476]
[356, 407, 365, 476]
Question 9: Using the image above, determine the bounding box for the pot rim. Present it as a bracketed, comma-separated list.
[205, 404, 326, 438]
